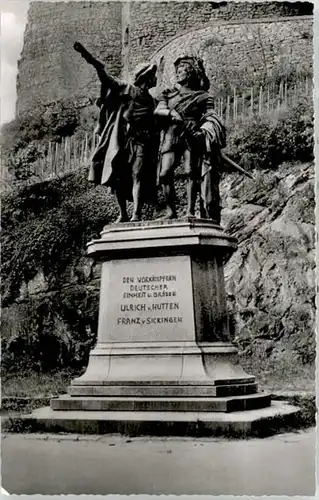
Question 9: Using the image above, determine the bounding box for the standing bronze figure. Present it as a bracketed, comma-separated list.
[155, 56, 226, 223]
[74, 42, 158, 222]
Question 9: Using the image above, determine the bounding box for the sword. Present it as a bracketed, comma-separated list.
[220, 152, 255, 180]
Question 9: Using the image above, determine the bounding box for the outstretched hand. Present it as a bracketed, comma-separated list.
[73, 41, 85, 54]
[73, 42, 105, 74]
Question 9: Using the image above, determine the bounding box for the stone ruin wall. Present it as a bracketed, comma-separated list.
[149, 16, 313, 94]
[16, 1, 313, 117]
[16, 1, 123, 116]
[125, 1, 313, 74]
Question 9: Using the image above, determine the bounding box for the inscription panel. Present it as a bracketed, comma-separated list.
[98, 255, 195, 343]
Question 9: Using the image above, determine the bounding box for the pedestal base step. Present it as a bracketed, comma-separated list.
[51, 393, 271, 413]
[69, 382, 258, 398]
[16, 401, 300, 438]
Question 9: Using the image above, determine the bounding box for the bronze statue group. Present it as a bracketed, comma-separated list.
[74, 42, 247, 224]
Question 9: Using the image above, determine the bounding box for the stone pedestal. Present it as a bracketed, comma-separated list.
[52, 219, 271, 413]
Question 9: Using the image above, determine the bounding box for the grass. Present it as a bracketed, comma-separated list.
[237, 356, 315, 393]
[2, 362, 315, 432]
[1, 368, 83, 398]
[1, 360, 314, 400]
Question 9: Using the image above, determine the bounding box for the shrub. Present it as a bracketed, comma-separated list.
[268, 97, 314, 164]
[1, 289, 98, 374]
[226, 93, 314, 170]
[0, 114, 46, 152]
[0, 99, 80, 180]
[76, 105, 98, 135]
[1, 171, 117, 306]
[42, 100, 79, 139]
[4, 142, 45, 181]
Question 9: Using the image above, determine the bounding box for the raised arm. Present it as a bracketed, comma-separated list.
[73, 41, 118, 90]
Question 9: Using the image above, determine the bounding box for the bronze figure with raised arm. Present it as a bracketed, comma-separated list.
[74, 41, 158, 222]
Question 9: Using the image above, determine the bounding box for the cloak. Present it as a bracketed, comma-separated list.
[88, 82, 135, 189]
[88, 82, 158, 203]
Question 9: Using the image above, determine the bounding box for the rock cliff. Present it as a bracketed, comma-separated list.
[222, 162, 315, 365]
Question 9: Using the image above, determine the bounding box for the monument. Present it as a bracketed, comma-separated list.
[31, 51, 299, 436]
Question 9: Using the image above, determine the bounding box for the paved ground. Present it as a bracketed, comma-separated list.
[1, 428, 316, 495]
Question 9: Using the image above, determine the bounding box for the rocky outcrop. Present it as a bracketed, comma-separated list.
[222, 162, 315, 364]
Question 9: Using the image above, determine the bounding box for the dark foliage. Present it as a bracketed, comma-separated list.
[0, 99, 80, 180]
[226, 94, 314, 170]
[1, 288, 98, 373]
